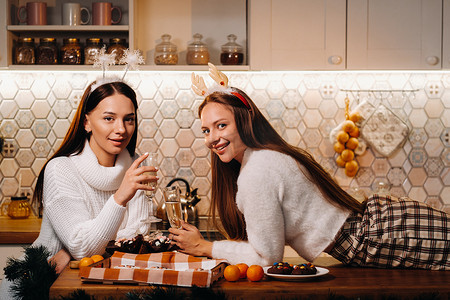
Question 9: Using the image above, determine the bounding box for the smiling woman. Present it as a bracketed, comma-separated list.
[0, 81, 159, 299]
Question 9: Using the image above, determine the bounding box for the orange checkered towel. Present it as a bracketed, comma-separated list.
[79, 251, 227, 287]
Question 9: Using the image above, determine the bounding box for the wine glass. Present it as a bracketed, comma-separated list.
[141, 153, 161, 224]
[162, 186, 183, 229]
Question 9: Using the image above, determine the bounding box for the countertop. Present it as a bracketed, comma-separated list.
[0, 215, 41, 244]
[0, 216, 221, 244]
[49, 256, 450, 299]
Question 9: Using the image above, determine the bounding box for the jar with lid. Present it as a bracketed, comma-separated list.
[84, 38, 103, 65]
[7, 196, 31, 219]
[154, 34, 178, 65]
[186, 33, 209, 65]
[36, 38, 58, 65]
[60, 38, 82, 65]
[14, 37, 35, 65]
[221, 34, 244, 65]
[107, 38, 127, 64]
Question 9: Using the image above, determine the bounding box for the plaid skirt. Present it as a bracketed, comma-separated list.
[329, 194, 449, 270]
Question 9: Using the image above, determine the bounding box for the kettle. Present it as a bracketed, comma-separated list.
[157, 178, 201, 226]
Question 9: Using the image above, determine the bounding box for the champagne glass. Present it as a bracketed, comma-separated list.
[141, 153, 161, 224]
[162, 185, 183, 229]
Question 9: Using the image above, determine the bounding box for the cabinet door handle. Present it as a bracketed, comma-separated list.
[328, 56, 342, 65]
[426, 56, 439, 66]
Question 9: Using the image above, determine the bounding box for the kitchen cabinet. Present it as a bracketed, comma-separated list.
[347, 0, 442, 70]
[249, 0, 443, 70]
[1, 0, 134, 69]
[0, 0, 248, 70]
[443, 0, 450, 69]
[248, 0, 346, 71]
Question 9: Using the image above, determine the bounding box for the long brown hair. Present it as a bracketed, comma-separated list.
[198, 88, 364, 241]
[33, 81, 138, 215]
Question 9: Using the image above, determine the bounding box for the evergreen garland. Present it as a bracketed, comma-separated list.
[4, 245, 57, 300]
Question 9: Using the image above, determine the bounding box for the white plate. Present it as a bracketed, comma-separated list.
[263, 266, 329, 281]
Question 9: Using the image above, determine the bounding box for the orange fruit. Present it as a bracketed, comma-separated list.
[91, 254, 104, 263]
[340, 149, 355, 162]
[346, 137, 359, 150]
[345, 160, 359, 173]
[246, 265, 264, 282]
[345, 166, 358, 177]
[334, 142, 345, 154]
[336, 155, 346, 168]
[349, 112, 361, 123]
[336, 131, 349, 144]
[349, 126, 360, 138]
[224, 265, 241, 282]
[342, 120, 356, 133]
[79, 257, 94, 268]
[236, 263, 249, 279]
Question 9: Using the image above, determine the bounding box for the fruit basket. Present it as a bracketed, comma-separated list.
[79, 251, 227, 287]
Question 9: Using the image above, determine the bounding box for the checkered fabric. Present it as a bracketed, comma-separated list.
[329, 194, 449, 270]
[79, 251, 227, 287]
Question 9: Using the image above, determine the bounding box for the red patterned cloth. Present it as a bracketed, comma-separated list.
[79, 251, 227, 287]
[330, 194, 449, 270]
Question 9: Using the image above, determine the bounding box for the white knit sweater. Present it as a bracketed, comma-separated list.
[31, 141, 150, 260]
[211, 148, 350, 266]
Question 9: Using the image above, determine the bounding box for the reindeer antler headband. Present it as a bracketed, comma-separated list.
[191, 63, 251, 110]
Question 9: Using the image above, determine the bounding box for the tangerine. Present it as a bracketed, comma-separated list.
[224, 265, 241, 282]
[341, 149, 355, 162]
[342, 120, 356, 133]
[345, 166, 358, 177]
[349, 126, 360, 138]
[336, 131, 349, 144]
[346, 137, 359, 150]
[336, 155, 346, 168]
[91, 254, 104, 263]
[334, 142, 345, 154]
[349, 111, 361, 123]
[236, 263, 249, 279]
[345, 160, 359, 173]
[79, 257, 94, 268]
[246, 265, 264, 282]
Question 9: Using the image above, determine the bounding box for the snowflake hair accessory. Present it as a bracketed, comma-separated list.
[90, 47, 145, 92]
[191, 63, 251, 110]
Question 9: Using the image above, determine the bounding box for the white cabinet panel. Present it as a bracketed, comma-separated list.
[443, 0, 450, 69]
[347, 0, 442, 70]
[249, 0, 346, 70]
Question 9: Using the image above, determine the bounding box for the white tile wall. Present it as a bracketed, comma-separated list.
[1, 70, 449, 215]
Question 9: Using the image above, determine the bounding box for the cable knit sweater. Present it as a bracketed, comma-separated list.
[31, 141, 150, 260]
[211, 148, 351, 266]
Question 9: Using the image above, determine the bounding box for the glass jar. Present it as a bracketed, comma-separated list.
[60, 38, 82, 65]
[154, 34, 178, 65]
[84, 38, 103, 65]
[14, 37, 35, 65]
[186, 33, 209, 65]
[36, 38, 58, 65]
[107, 38, 127, 64]
[220, 34, 244, 65]
[7, 196, 31, 219]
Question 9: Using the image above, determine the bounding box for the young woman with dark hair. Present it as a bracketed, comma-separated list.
[169, 68, 448, 270]
[1, 81, 158, 298]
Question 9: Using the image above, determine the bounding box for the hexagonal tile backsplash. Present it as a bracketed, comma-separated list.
[1, 71, 450, 215]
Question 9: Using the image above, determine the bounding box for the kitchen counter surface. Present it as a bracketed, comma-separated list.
[49, 256, 450, 299]
[0, 215, 41, 244]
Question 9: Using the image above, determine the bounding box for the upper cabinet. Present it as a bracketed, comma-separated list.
[248, 0, 346, 71]
[347, 0, 442, 70]
[249, 0, 445, 70]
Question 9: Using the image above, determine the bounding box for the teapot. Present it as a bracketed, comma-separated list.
[156, 178, 201, 226]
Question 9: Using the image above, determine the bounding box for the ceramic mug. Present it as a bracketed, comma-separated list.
[92, 2, 122, 25]
[17, 2, 47, 25]
[62, 3, 90, 26]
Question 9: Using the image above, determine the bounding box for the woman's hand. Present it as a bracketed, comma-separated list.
[169, 221, 213, 257]
[114, 153, 159, 206]
[49, 248, 72, 274]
